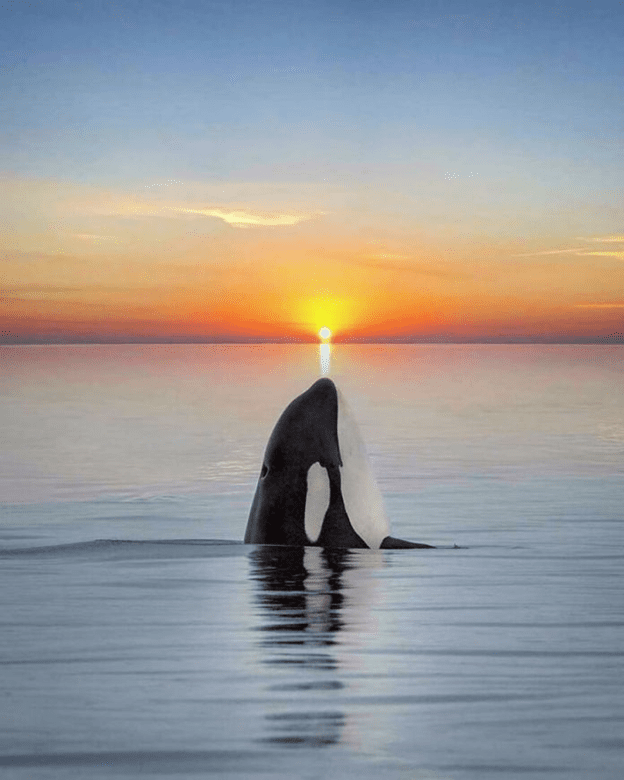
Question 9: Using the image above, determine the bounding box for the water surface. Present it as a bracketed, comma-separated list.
[1, 345, 623, 779]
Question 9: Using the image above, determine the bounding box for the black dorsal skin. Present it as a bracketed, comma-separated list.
[244, 378, 435, 549]
[380, 536, 435, 549]
[244, 379, 367, 547]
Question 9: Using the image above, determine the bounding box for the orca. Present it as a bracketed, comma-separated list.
[244, 378, 434, 549]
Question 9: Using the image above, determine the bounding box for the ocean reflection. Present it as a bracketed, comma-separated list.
[249, 546, 355, 746]
[319, 343, 331, 375]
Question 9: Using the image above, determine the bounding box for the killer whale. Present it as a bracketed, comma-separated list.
[244, 378, 434, 549]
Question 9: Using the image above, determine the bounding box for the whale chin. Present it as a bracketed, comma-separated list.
[244, 378, 435, 550]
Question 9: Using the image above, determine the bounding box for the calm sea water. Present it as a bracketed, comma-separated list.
[1, 344, 623, 779]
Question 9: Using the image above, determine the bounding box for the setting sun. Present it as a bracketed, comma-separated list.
[318, 327, 332, 341]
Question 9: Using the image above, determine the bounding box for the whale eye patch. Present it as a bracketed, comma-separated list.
[260, 464, 268, 478]
[304, 462, 331, 544]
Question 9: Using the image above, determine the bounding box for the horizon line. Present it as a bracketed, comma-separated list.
[1, 338, 623, 346]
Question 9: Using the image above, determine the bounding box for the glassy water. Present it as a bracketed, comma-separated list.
[1, 345, 623, 779]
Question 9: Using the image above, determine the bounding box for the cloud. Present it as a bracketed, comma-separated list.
[83, 195, 321, 229]
[2, 251, 59, 263]
[174, 207, 321, 228]
[364, 253, 412, 260]
[513, 235, 624, 259]
[574, 303, 624, 308]
[1, 285, 82, 301]
[512, 248, 582, 257]
[70, 233, 118, 242]
[349, 254, 461, 278]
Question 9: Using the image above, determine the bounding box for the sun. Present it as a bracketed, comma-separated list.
[318, 327, 332, 341]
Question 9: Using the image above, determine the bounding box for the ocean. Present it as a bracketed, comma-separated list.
[1, 344, 623, 779]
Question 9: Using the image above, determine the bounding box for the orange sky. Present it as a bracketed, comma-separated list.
[2, 175, 623, 344]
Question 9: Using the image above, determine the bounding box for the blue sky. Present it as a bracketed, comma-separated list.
[3, 0, 623, 186]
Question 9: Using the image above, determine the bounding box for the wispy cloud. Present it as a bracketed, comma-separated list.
[512, 248, 583, 257]
[83, 195, 321, 229]
[349, 254, 461, 278]
[363, 253, 412, 261]
[174, 207, 320, 228]
[70, 233, 118, 242]
[2, 251, 59, 263]
[514, 235, 624, 259]
[1, 285, 82, 300]
[574, 303, 624, 308]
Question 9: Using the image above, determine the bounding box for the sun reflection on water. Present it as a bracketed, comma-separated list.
[318, 327, 332, 376]
[320, 343, 331, 375]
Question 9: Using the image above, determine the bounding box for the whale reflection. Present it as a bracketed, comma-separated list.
[249, 545, 356, 746]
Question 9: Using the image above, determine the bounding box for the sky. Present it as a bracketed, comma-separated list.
[1, 0, 623, 343]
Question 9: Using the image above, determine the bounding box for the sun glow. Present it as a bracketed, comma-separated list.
[296, 296, 360, 341]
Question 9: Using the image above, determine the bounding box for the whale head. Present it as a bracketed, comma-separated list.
[244, 378, 391, 548]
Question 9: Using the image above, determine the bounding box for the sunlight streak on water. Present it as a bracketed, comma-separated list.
[320, 343, 331, 375]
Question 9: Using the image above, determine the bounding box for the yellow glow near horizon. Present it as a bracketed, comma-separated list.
[296, 296, 359, 340]
[319, 327, 332, 340]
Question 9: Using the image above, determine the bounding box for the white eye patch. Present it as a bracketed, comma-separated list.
[304, 462, 331, 543]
